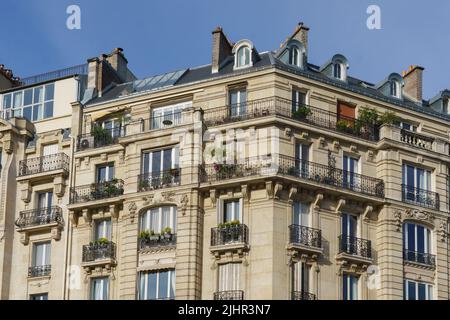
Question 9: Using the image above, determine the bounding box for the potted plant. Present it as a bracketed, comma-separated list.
[162, 172, 174, 185]
[139, 230, 150, 240]
[230, 220, 240, 227]
[336, 120, 353, 134]
[139, 179, 150, 191]
[149, 231, 160, 241]
[378, 111, 399, 126]
[162, 227, 173, 239]
[292, 105, 312, 120]
[287, 166, 298, 176]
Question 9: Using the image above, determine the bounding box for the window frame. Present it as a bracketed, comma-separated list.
[404, 279, 433, 300]
[140, 206, 177, 234]
[90, 276, 110, 300]
[138, 269, 175, 300]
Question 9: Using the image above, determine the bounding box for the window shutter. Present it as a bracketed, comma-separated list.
[238, 198, 243, 223]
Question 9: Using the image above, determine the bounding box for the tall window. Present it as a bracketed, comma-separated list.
[100, 118, 122, 138]
[292, 262, 311, 295]
[91, 277, 109, 300]
[343, 155, 359, 190]
[333, 63, 342, 80]
[404, 280, 433, 300]
[402, 164, 431, 204]
[37, 191, 53, 209]
[140, 206, 177, 234]
[1, 83, 54, 121]
[403, 222, 432, 263]
[218, 263, 241, 292]
[342, 213, 357, 241]
[229, 88, 247, 117]
[95, 219, 112, 241]
[236, 46, 250, 68]
[289, 46, 301, 67]
[151, 102, 191, 129]
[97, 163, 115, 183]
[295, 143, 309, 177]
[292, 90, 307, 113]
[139, 269, 175, 300]
[390, 80, 400, 98]
[142, 147, 179, 188]
[32, 242, 51, 269]
[219, 199, 242, 223]
[292, 202, 310, 227]
[342, 273, 359, 300]
[30, 293, 48, 300]
[395, 120, 417, 132]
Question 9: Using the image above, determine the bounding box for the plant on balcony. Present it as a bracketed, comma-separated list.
[90, 237, 109, 247]
[292, 105, 312, 120]
[149, 230, 160, 241]
[218, 220, 240, 229]
[287, 166, 298, 176]
[139, 179, 150, 190]
[378, 111, 399, 126]
[336, 120, 354, 134]
[92, 124, 114, 145]
[162, 227, 173, 239]
[139, 230, 150, 239]
[162, 172, 174, 186]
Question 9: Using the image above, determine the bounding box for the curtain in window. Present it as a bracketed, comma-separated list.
[91, 277, 109, 300]
[343, 273, 358, 300]
[292, 261, 310, 293]
[139, 269, 175, 300]
[95, 220, 112, 240]
[33, 242, 51, 266]
[292, 202, 310, 227]
[218, 263, 241, 292]
[343, 155, 359, 190]
[140, 206, 177, 233]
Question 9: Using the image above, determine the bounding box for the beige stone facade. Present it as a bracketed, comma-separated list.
[0, 23, 449, 300]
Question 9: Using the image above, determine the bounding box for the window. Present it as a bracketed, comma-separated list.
[37, 191, 53, 217]
[292, 202, 310, 227]
[289, 46, 301, 67]
[33, 241, 51, 268]
[236, 46, 251, 68]
[91, 277, 109, 300]
[343, 155, 359, 190]
[342, 273, 359, 300]
[443, 99, 449, 114]
[0, 83, 54, 121]
[218, 263, 241, 292]
[140, 206, 177, 234]
[295, 143, 309, 177]
[219, 199, 242, 223]
[390, 80, 400, 98]
[95, 219, 112, 241]
[395, 120, 417, 132]
[42, 143, 58, 156]
[403, 222, 432, 263]
[142, 147, 179, 188]
[30, 293, 48, 300]
[402, 164, 431, 203]
[292, 261, 311, 295]
[333, 63, 342, 80]
[404, 280, 433, 300]
[151, 102, 191, 129]
[96, 164, 115, 183]
[342, 213, 357, 239]
[292, 90, 307, 113]
[229, 88, 247, 117]
[139, 269, 175, 300]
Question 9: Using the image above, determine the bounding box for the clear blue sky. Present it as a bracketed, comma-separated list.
[1, 0, 450, 99]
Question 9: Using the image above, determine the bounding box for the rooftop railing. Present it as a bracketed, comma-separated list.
[20, 64, 88, 86]
[400, 129, 434, 150]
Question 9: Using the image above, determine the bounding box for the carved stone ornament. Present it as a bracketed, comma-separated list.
[404, 208, 434, 223]
[180, 194, 189, 215]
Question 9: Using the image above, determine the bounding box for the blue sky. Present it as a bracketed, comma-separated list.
[1, 0, 450, 99]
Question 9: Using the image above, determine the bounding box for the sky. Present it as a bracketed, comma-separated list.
[1, 0, 450, 99]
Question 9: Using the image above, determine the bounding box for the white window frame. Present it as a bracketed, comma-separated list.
[402, 164, 431, 192]
[32, 241, 51, 267]
[142, 146, 179, 175]
[95, 219, 112, 240]
[139, 269, 175, 300]
[403, 222, 432, 254]
[96, 163, 115, 182]
[151, 101, 192, 129]
[404, 279, 433, 300]
[140, 206, 177, 233]
[90, 277, 109, 300]
[292, 202, 310, 227]
[292, 261, 311, 293]
[333, 63, 342, 80]
[218, 262, 241, 292]
[36, 191, 53, 210]
[289, 46, 301, 68]
[342, 273, 359, 300]
[234, 45, 252, 70]
[217, 199, 243, 223]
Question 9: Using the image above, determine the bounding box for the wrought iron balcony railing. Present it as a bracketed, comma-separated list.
[139, 233, 177, 250]
[211, 224, 249, 246]
[213, 290, 244, 300]
[199, 155, 385, 198]
[138, 169, 181, 191]
[15, 206, 63, 228]
[402, 184, 440, 210]
[292, 291, 316, 300]
[18, 153, 69, 177]
[69, 179, 124, 204]
[203, 97, 380, 141]
[403, 250, 436, 267]
[400, 129, 434, 150]
[338, 235, 372, 259]
[28, 265, 51, 277]
[82, 241, 116, 262]
[76, 127, 123, 151]
[289, 225, 322, 249]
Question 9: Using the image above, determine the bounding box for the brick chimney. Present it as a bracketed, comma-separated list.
[211, 27, 233, 74]
[106, 48, 129, 82]
[402, 65, 424, 102]
[292, 22, 309, 56]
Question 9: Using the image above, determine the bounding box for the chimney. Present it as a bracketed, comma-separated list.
[211, 27, 233, 74]
[106, 48, 128, 82]
[292, 22, 309, 57]
[402, 65, 424, 102]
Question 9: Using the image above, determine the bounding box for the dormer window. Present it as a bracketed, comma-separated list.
[390, 80, 400, 98]
[443, 99, 448, 114]
[333, 63, 342, 80]
[233, 40, 256, 70]
[236, 46, 250, 68]
[289, 46, 301, 67]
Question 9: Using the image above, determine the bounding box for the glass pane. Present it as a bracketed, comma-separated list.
[169, 270, 175, 299]
[163, 149, 172, 171]
[147, 272, 157, 299]
[44, 101, 53, 118]
[292, 202, 300, 225]
[343, 274, 348, 300]
[143, 152, 150, 174]
[3, 94, 11, 109]
[97, 167, 106, 182]
[24, 89, 33, 105]
[158, 271, 169, 299]
[33, 87, 43, 103]
[13, 91, 23, 108]
[152, 151, 161, 174]
[408, 281, 416, 300]
[23, 106, 32, 121]
[32, 104, 42, 121]
[418, 283, 426, 300]
[417, 225, 425, 254]
[161, 207, 170, 230]
[45, 84, 54, 101]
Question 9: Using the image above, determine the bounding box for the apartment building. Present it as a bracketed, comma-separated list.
[0, 22, 449, 300]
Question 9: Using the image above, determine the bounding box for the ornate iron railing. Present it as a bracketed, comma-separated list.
[139, 234, 177, 250]
[20, 64, 88, 86]
[338, 235, 372, 259]
[199, 155, 385, 198]
[402, 184, 440, 210]
[138, 169, 181, 191]
[213, 290, 244, 300]
[15, 206, 63, 228]
[82, 241, 116, 262]
[203, 97, 379, 141]
[211, 224, 249, 246]
[69, 179, 124, 204]
[289, 225, 322, 249]
[403, 250, 436, 267]
[400, 129, 434, 150]
[292, 291, 316, 300]
[18, 153, 69, 177]
[28, 265, 51, 277]
[76, 127, 123, 151]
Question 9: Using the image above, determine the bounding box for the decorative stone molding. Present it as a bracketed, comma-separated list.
[404, 208, 434, 223]
[313, 193, 324, 209]
[284, 127, 292, 137]
[100, 153, 108, 161]
[82, 208, 92, 225]
[288, 186, 298, 202]
[118, 150, 125, 164]
[142, 195, 154, 206]
[128, 201, 137, 223]
[349, 144, 357, 153]
[162, 191, 176, 202]
[335, 198, 346, 214]
[266, 181, 274, 199]
[318, 136, 326, 149]
[3, 139, 13, 154]
[51, 227, 62, 241]
[362, 204, 374, 221]
[21, 183, 32, 203]
[438, 219, 448, 242]
[19, 232, 29, 245]
[110, 204, 119, 221]
[366, 150, 375, 162]
[180, 194, 189, 215]
[241, 185, 249, 202]
[393, 210, 402, 231]
[333, 140, 340, 151]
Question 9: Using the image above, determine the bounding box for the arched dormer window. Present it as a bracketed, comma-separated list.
[233, 40, 255, 70]
[333, 62, 342, 80]
[330, 54, 348, 81]
[289, 46, 300, 67]
[276, 40, 306, 69]
[390, 80, 400, 98]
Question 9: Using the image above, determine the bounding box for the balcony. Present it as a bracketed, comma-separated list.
[203, 97, 379, 142]
[403, 250, 436, 268]
[69, 179, 124, 204]
[213, 290, 244, 300]
[122, 112, 184, 136]
[292, 291, 316, 300]
[337, 235, 372, 264]
[138, 169, 181, 192]
[287, 225, 322, 257]
[28, 265, 51, 278]
[402, 184, 440, 210]
[15, 206, 63, 229]
[400, 130, 434, 151]
[82, 241, 116, 270]
[139, 233, 177, 250]
[76, 127, 123, 151]
[210, 224, 249, 256]
[199, 155, 385, 199]
[20, 63, 88, 86]
[18, 153, 69, 177]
